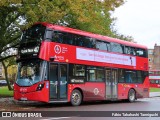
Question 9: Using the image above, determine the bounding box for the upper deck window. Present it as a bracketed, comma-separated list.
[52, 31, 64, 43]
[48, 29, 148, 58]
[136, 48, 147, 57]
[125, 46, 136, 56]
[111, 43, 124, 53]
[21, 24, 46, 43]
[96, 41, 110, 51]
[52, 31, 96, 48]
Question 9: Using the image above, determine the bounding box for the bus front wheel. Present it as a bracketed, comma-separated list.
[70, 89, 82, 106]
[128, 89, 136, 102]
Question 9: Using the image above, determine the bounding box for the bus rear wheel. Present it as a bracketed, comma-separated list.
[71, 89, 82, 106]
[128, 89, 136, 102]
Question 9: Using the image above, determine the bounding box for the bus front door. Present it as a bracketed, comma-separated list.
[106, 68, 118, 100]
[49, 63, 68, 101]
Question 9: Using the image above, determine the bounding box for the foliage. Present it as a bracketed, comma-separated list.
[0, 0, 134, 90]
[7, 65, 17, 83]
[0, 5, 19, 62]
[0, 0, 126, 36]
[113, 32, 135, 42]
[3, 57, 17, 83]
[1, 57, 17, 90]
[0, 0, 130, 62]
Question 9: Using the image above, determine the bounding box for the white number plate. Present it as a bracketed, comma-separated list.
[20, 97, 27, 101]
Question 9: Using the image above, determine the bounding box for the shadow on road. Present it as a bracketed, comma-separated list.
[14, 99, 148, 109]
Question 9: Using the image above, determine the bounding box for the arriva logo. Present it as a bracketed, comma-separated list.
[54, 45, 61, 54]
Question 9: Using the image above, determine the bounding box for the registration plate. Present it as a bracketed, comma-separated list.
[20, 97, 28, 101]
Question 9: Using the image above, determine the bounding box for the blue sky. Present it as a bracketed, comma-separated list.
[113, 0, 160, 49]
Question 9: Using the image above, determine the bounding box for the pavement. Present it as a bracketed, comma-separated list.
[0, 97, 13, 103]
[0, 92, 160, 111]
[149, 92, 160, 97]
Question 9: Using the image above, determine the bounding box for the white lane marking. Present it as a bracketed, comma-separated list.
[40, 117, 72, 120]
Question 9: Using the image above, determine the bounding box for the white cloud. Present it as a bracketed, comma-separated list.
[113, 0, 160, 48]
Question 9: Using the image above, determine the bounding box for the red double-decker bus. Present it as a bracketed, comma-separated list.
[149, 70, 160, 88]
[14, 22, 149, 106]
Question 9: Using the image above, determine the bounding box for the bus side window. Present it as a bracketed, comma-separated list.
[87, 66, 104, 82]
[106, 42, 111, 51]
[52, 31, 63, 43]
[45, 29, 53, 40]
[125, 70, 136, 83]
[84, 37, 92, 48]
[111, 43, 124, 54]
[150, 80, 154, 84]
[125, 46, 130, 55]
[83, 37, 90, 48]
[118, 69, 125, 83]
[125, 46, 136, 56]
[74, 35, 82, 47]
[131, 47, 136, 56]
[136, 48, 146, 57]
[87, 38, 96, 48]
[96, 68, 105, 82]
[96, 40, 108, 51]
[74, 64, 85, 77]
[125, 71, 132, 83]
[62, 33, 74, 45]
[137, 71, 143, 83]
[87, 69, 96, 82]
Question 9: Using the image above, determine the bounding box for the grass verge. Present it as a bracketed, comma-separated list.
[0, 86, 13, 97]
[150, 87, 160, 92]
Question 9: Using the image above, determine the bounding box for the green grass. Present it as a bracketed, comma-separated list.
[150, 87, 160, 92]
[0, 86, 13, 97]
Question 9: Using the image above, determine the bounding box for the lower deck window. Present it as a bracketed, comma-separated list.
[87, 67, 104, 82]
[69, 64, 146, 84]
[150, 80, 160, 84]
[125, 71, 137, 83]
[118, 69, 145, 83]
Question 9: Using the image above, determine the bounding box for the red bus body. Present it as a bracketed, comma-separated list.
[14, 22, 149, 105]
[149, 70, 160, 88]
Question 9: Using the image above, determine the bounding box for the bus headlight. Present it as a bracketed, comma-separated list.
[34, 47, 39, 53]
[36, 83, 44, 91]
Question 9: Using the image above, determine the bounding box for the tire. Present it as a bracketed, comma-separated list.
[128, 89, 136, 102]
[70, 89, 82, 106]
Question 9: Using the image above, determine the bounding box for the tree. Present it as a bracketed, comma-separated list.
[2, 57, 17, 90]
[0, 3, 20, 90]
[0, 0, 131, 90]
[0, 0, 126, 35]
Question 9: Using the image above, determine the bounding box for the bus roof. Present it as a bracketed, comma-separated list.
[35, 22, 147, 49]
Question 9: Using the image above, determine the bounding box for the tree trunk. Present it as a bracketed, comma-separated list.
[2, 61, 13, 91]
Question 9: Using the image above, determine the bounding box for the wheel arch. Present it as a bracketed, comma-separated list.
[128, 88, 137, 98]
[72, 87, 84, 101]
[70, 87, 84, 106]
[128, 88, 137, 102]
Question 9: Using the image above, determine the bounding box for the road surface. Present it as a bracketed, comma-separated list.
[0, 95, 160, 120]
